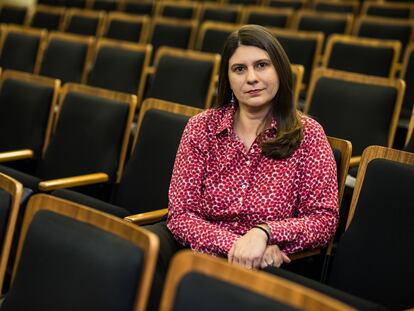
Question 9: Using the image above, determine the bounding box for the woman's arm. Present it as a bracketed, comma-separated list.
[266, 119, 339, 254]
[167, 114, 240, 256]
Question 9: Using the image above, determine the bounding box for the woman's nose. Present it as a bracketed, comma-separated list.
[246, 68, 258, 84]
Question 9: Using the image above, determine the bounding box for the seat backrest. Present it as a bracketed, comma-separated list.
[1, 193, 158, 311]
[148, 17, 197, 59]
[120, 0, 155, 16]
[269, 27, 324, 85]
[146, 47, 220, 109]
[27, 5, 65, 31]
[353, 16, 414, 55]
[60, 0, 87, 8]
[360, 1, 414, 19]
[154, 1, 200, 20]
[241, 6, 294, 28]
[89, 0, 118, 11]
[38, 83, 136, 183]
[226, 0, 261, 6]
[37, 31, 94, 84]
[0, 70, 59, 158]
[102, 12, 149, 43]
[61, 8, 105, 36]
[327, 146, 414, 310]
[304, 68, 404, 156]
[0, 25, 46, 73]
[114, 98, 202, 214]
[399, 42, 414, 123]
[161, 250, 355, 311]
[196, 21, 240, 54]
[86, 39, 151, 100]
[291, 10, 354, 39]
[312, 0, 359, 15]
[198, 3, 242, 24]
[322, 34, 401, 78]
[266, 0, 306, 10]
[0, 4, 27, 25]
[0, 173, 23, 295]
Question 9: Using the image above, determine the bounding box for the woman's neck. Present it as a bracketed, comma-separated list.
[234, 106, 272, 151]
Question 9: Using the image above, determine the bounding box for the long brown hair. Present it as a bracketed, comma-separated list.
[216, 25, 303, 159]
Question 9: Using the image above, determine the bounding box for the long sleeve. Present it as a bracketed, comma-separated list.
[267, 119, 339, 254]
[167, 113, 240, 256]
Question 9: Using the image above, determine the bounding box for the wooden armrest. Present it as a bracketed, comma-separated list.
[146, 67, 155, 75]
[38, 173, 109, 191]
[349, 156, 361, 168]
[124, 208, 168, 225]
[0, 149, 34, 163]
[289, 249, 322, 261]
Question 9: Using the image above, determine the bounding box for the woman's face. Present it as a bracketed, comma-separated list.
[228, 45, 279, 113]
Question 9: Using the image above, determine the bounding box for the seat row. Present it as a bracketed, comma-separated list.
[32, 0, 414, 19]
[0, 142, 413, 310]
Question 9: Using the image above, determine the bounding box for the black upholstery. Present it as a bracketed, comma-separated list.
[266, 268, 388, 311]
[0, 78, 54, 157]
[297, 15, 349, 39]
[200, 8, 240, 23]
[400, 47, 414, 122]
[0, 89, 130, 194]
[147, 56, 213, 108]
[0, 32, 41, 73]
[1, 210, 143, 311]
[308, 77, 397, 155]
[92, 0, 117, 11]
[0, 189, 12, 257]
[246, 12, 289, 28]
[268, 0, 304, 10]
[161, 5, 195, 19]
[172, 272, 296, 311]
[228, 0, 259, 5]
[366, 6, 411, 19]
[30, 10, 62, 30]
[357, 19, 412, 54]
[276, 34, 319, 84]
[327, 42, 396, 77]
[0, 6, 27, 25]
[314, 3, 355, 14]
[39, 37, 89, 83]
[105, 19, 143, 42]
[38, 92, 128, 181]
[150, 22, 193, 57]
[327, 159, 414, 310]
[123, 2, 154, 15]
[60, 0, 86, 8]
[200, 28, 232, 54]
[65, 14, 101, 36]
[53, 107, 191, 216]
[87, 45, 146, 94]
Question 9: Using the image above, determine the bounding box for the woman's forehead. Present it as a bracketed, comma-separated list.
[229, 45, 271, 64]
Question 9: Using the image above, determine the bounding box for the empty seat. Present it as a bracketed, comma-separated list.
[102, 12, 150, 43]
[241, 6, 294, 28]
[196, 21, 240, 54]
[0, 4, 27, 25]
[154, 1, 200, 20]
[61, 8, 105, 36]
[0, 25, 46, 73]
[198, 3, 242, 24]
[26, 5, 65, 31]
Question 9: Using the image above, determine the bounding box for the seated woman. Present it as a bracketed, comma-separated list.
[147, 24, 338, 309]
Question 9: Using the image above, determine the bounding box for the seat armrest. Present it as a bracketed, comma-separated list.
[0, 149, 34, 162]
[38, 173, 109, 191]
[289, 249, 322, 261]
[124, 208, 168, 225]
[349, 156, 361, 168]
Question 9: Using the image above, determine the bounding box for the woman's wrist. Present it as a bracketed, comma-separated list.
[252, 224, 271, 243]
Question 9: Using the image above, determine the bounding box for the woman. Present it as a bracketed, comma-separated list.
[146, 24, 338, 310]
[167, 24, 338, 268]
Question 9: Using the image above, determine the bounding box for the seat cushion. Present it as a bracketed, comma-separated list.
[0, 165, 40, 192]
[52, 189, 130, 218]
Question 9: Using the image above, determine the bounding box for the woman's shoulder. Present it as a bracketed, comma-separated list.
[186, 106, 229, 134]
[299, 114, 329, 146]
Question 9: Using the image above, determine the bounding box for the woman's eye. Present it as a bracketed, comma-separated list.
[257, 62, 269, 69]
[233, 66, 245, 73]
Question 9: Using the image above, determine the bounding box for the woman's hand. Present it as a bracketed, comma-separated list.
[260, 245, 291, 268]
[228, 227, 268, 269]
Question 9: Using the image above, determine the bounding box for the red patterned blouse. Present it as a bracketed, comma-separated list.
[167, 104, 338, 257]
